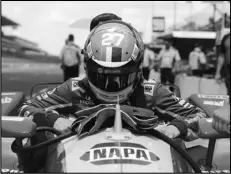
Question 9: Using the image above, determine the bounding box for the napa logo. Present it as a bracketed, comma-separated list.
[80, 142, 160, 165]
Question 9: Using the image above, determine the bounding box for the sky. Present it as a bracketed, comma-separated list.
[2, 1, 230, 55]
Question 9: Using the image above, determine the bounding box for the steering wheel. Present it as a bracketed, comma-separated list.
[11, 110, 202, 173]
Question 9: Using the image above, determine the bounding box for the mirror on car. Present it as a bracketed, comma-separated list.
[198, 118, 230, 139]
[2, 116, 37, 138]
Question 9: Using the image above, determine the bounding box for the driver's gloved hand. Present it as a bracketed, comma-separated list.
[30, 110, 63, 128]
[53, 117, 74, 134]
[155, 119, 188, 139]
[168, 119, 188, 138]
[156, 125, 181, 139]
[17, 111, 51, 172]
[18, 110, 68, 172]
[33, 110, 74, 134]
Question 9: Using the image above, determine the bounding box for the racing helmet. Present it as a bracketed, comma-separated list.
[82, 20, 144, 103]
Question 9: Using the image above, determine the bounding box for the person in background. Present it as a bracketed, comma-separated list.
[213, 33, 230, 134]
[189, 45, 207, 77]
[142, 44, 155, 80]
[155, 41, 181, 85]
[213, 99, 230, 134]
[215, 33, 230, 96]
[60, 34, 82, 82]
[206, 46, 217, 75]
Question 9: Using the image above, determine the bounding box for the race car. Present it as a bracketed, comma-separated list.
[1, 82, 230, 173]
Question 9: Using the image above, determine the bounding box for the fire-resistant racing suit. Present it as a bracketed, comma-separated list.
[19, 77, 206, 142]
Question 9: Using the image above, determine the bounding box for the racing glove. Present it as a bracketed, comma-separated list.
[168, 119, 188, 138]
[29, 110, 60, 127]
[71, 105, 159, 138]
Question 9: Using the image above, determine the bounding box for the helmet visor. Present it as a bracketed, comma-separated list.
[88, 71, 137, 92]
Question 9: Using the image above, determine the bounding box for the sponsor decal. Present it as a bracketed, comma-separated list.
[202, 169, 230, 173]
[80, 142, 159, 165]
[36, 95, 42, 100]
[172, 96, 193, 108]
[104, 69, 121, 74]
[1, 93, 16, 96]
[203, 100, 224, 107]
[107, 28, 117, 32]
[1, 97, 13, 104]
[144, 85, 154, 96]
[2, 117, 24, 121]
[40, 92, 49, 99]
[198, 94, 229, 100]
[72, 81, 79, 91]
[1, 169, 23, 173]
[79, 100, 95, 106]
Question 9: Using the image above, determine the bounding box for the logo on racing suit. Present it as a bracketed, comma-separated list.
[144, 85, 154, 96]
[41, 92, 49, 99]
[36, 95, 42, 100]
[79, 100, 95, 106]
[1, 97, 13, 104]
[80, 142, 160, 165]
[172, 95, 193, 108]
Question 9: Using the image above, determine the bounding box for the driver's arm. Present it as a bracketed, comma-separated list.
[18, 78, 83, 127]
[153, 83, 206, 141]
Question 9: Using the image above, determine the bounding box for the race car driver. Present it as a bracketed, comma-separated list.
[18, 20, 206, 142]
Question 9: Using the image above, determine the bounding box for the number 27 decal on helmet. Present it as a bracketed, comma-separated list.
[102, 33, 125, 46]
